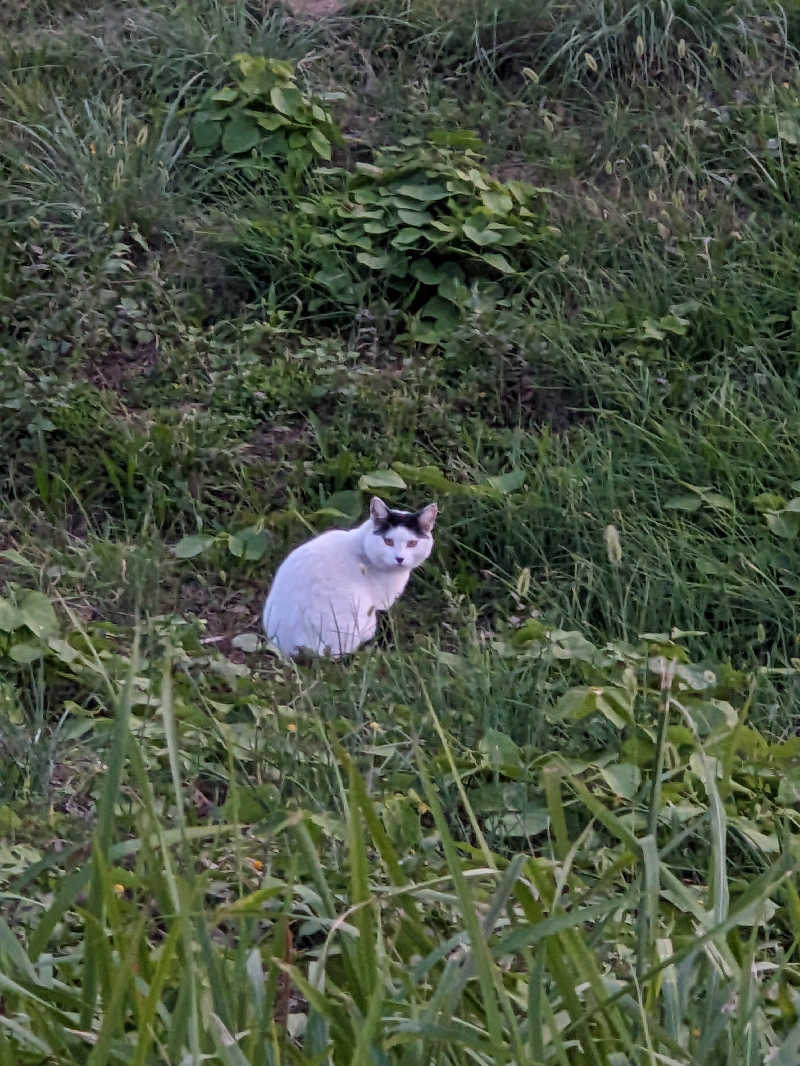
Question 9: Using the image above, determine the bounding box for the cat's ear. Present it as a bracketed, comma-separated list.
[370, 496, 389, 525]
[417, 502, 438, 534]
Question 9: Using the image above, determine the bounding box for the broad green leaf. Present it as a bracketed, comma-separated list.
[777, 113, 800, 145]
[487, 808, 549, 838]
[18, 590, 58, 638]
[323, 490, 362, 520]
[0, 549, 35, 569]
[664, 494, 702, 511]
[397, 208, 433, 226]
[227, 529, 269, 561]
[9, 642, 44, 664]
[478, 728, 523, 773]
[701, 491, 733, 510]
[308, 127, 332, 159]
[221, 116, 260, 154]
[358, 470, 408, 491]
[486, 469, 526, 494]
[438, 274, 470, 305]
[391, 227, 426, 247]
[656, 312, 690, 335]
[483, 252, 515, 273]
[356, 251, 391, 269]
[270, 85, 303, 117]
[462, 222, 503, 246]
[0, 596, 20, 632]
[481, 188, 513, 213]
[600, 762, 641, 799]
[394, 183, 449, 202]
[191, 118, 222, 149]
[410, 259, 446, 285]
[254, 113, 288, 131]
[766, 511, 800, 538]
[174, 534, 216, 559]
[211, 87, 239, 103]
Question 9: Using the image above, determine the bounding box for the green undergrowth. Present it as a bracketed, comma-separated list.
[3, 0, 800, 1062]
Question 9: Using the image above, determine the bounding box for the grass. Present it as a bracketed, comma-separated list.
[3, 0, 800, 1062]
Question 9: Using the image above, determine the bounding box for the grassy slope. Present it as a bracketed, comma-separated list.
[2, 1, 800, 1063]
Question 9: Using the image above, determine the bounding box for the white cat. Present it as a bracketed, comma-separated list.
[262, 496, 438, 658]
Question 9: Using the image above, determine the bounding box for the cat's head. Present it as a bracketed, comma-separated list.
[362, 496, 438, 572]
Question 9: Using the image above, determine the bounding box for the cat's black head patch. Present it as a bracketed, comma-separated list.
[372, 509, 429, 538]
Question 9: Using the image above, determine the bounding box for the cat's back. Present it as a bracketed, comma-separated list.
[271, 528, 353, 584]
[263, 527, 366, 655]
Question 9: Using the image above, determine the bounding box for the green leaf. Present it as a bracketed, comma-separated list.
[254, 113, 288, 131]
[664, 494, 702, 511]
[766, 510, 800, 539]
[0, 597, 20, 632]
[18, 590, 58, 638]
[752, 492, 785, 513]
[462, 222, 503, 246]
[355, 251, 391, 270]
[656, 312, 690, 335]
[600, 762, 641, 799]
[486, 808, 549, 838]
[410, 259, 446, 285]
[174, 534, 216, 559]
[270, 85, 303, 117]
[191, 118, 222, 149]
[323, 490, 363, 520]
[478, 729, 523, 774]
[358, 470, 408, 491]
[397, 208, 433, 226]
[481, 188, 513, 213]
[702, 491, 733, 510]
[437, 274, 470, 306]
[308, 127, 332, 160]
[211, 87, 239, 103]
[9, 642, 44, 664]
[221, 116, 260, 154]
[391, 227, 426, 247]
[486, 469, 526, 494]
[394, 183, 450, 202]
[777, 113, 800, 145]
[483, 252, 515, 273]
[227, 529, 269, 561]
[0, 549, 35, 569]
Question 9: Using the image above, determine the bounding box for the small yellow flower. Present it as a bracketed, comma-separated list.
[248, 858, 264, 871]
[113, 883, 125, 897]
[89, 142, 96, 155]
[369, 721, 381, 732]
[287, 722, 297, 733]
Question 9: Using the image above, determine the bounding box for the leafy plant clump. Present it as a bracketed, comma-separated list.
[190, 53, 342, 171]
[240, 139, 551, 342]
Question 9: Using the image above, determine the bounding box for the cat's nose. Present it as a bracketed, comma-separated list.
[395, 556, 405, 565]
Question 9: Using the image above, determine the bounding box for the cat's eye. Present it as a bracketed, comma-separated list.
[383, 537, 394, 547]
[406, 539, 418, 548]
